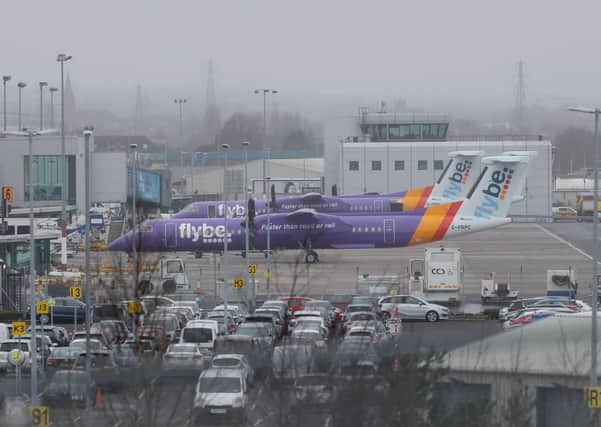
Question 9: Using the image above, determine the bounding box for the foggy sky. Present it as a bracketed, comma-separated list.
[3, 1, 601, 118]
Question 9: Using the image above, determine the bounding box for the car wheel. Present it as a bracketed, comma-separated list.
[426, 311, 439, 322]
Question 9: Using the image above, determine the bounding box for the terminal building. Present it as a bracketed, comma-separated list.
[324, 109, 553, 217]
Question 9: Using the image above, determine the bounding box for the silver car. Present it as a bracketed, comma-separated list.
[211, 353, 255, 386]
[193, 368, 248, 424]
[162, 343, 204, 374]
[378, 295, 449, 322]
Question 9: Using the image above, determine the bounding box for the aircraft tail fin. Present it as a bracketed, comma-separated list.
[426, 151, 484, 206]
[457, 155, 529, 219]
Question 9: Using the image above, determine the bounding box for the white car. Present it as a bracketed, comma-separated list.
[162, 343, 204, 373]
[0, 340, 34, 372]
[211, 354, 255, 386]
[193, 368, 248, 424]
[378, 295, 449, 322]
[289, 310, 324, 331]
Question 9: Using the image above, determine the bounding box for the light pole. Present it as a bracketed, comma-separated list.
[2, 75, 10, 131]
[17, 82, 26, 131]
[129, 144, 138, 303]
[242, 141, 252, 309]
[174, 99, 187, 142]
[568, 106, 600, 386]
[57, 53, 72, 233]
[82, 126, 93, 413]
[49, 87, 58, 129]
[38, 82, 47, 130]
[266, 176, 272, 289]
[190, 152, 203, 195]
[1, 129, 57, 405]
[221, 143, 230, 332]
[253, 89, 278, 194]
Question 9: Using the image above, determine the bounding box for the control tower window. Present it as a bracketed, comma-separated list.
[371, 161, 382, 171]
[388, 125, 400, 139]
[349, 161, 359, 171]
[434, 160, 444, 170]
[418, 160, 428, 171]
[394, 160, 405, 171]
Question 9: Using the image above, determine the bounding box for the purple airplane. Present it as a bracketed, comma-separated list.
[110, 155, 528, 264]
[172, 151, 484, 219]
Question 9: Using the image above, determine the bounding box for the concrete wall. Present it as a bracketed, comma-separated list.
[91, 152, 127, 205]
[333, 140, 553, 216]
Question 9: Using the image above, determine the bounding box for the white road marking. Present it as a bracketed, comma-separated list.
[537, 224, 598, 263]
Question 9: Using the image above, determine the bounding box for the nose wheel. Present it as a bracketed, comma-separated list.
[305, 250, 319, 264]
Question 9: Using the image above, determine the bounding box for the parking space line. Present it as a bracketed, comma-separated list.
[537, 224, 598, 263]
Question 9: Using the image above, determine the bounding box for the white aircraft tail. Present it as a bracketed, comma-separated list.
[427, 151, 484, 206]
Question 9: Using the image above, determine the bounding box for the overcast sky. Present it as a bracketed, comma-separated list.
[3, 1, 601, 118]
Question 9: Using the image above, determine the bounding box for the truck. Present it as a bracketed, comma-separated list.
[576, 193, 601, 217]
[407, 247, 463, 306]
[137, 257, 191, 295]
[546, 268, 577, 299]
[481, 272, 519, 304]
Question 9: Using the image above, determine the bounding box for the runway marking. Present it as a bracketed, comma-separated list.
[536, 224, 598, 263]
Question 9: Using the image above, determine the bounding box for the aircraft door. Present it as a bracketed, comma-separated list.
[374, 199, 383, 212]
[383, 219, 395, 243]
[165, 223, 178, 249]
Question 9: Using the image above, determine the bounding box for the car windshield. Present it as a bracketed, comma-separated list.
[71, 340, 104, 351]
[297, 319, 321, 328]
[350, 313, 374, 321]
[197, 377, 241, 393]
[0, 342, 28, 351]
[236, 325, 270, 337]
[182, 328, 213, 343]
[212, 357, 241, 367]
[76, 354, 113, 368]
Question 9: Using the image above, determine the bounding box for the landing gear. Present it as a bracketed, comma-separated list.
[305, 250, 319, 264]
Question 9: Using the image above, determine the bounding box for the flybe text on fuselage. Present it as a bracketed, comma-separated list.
[178, 223, 231, 242]
[474, 167, 513, 219]
[217, 204, 246, 218]
[441, 159, 472, 201]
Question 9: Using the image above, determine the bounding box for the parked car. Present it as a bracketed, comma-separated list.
[41, 370, 97, 408]
[211, 353, 255, 386]
[498, 297, 545, 321]
[279, 296, 313, 314]
[46, 347, 80, 374]
[292, 374, 334, 407]
[378, 295, 449, 322]
[73, 351, 121, 391]
[29, 297, 86, 323]
[162, 343, 205, 375]
[193, 368, 248, 424]
[0, 340, 34, 373]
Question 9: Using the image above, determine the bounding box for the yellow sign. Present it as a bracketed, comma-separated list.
[30, 406, 49, 427]
[263, 272, 272, 279]
[2, 186, 13, 203]
[48, 298, 56, 307]
[233, 278, 245, 289]
[585, 387, 601, 408]
[11, 321, 26, 337]
[35, 278, 44, 292]
[69, 286, 82, 299]
[128, 301, 142, 315]
[248, 264, 257, 276]
[36, 301, 49, 315]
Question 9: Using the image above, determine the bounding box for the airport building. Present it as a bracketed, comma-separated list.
[324, 110, 553, 217]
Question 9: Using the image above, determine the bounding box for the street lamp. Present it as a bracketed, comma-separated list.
[82, 126, 93, 412]
[17, 82, 26, 131]
[57, 53, 72, 233]
[241, 141, 252, 309]
[253, 89, 278, 194]
[221, 143, 230, 331]
[174, 99, 187, 142]
[38, 82, 48, 130]
[129, 143, 138, 301]
[190, 152, 203, 195]
[568, 106, 600, 386]
[1, 128, 57, 406]
[2, 75, 10, 131]
[49, 87, 58, 129]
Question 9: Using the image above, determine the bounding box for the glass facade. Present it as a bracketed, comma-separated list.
[360, 123, 448, 141]
[394, 160, 405, 171]
[24, 155, 76, 203]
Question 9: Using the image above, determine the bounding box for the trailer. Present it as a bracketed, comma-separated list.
[546, 268, 577, 298]
[408, 247, 463, 306]
[481, 273, 519, 304]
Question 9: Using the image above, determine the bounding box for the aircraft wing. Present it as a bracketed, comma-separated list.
[285, 208, 319, 222]
[300, 192, 324, 204]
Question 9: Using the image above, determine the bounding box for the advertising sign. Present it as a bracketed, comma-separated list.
[130, 169, 161, 204]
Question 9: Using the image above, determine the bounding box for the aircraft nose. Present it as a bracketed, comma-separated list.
[108, 232, 132, 252]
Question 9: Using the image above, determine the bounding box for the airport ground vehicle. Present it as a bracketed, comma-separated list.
[193, 368, 248, 425]
[552, 206, 580, 221]
[408, 247, 463, 306]
[546, 269, 577, 298]
[577, 193, 601, 217]
[481, 273, 519, 304]
[180, 322, 218, 363]
[137, 257, 190, 295]
[378, 295, 449, 322]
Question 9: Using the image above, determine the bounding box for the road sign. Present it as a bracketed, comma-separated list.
[69, 286, 82, 299]
[11, 321, 25, 336]
[48, 298, 56, 307]
[30, 406, 49, 427]
[585, 387, 601, 408]
[8, 349, 25, 367]
[248, 264, 257, 276]
[233, 278, 245, 289]
[36, 301, 49, 315]
[128, 301, 142, 315]
[263, 272, 272, 279]
[2, 186, 13, 203]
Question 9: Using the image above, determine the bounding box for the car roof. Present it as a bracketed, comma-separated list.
[213, 353, 244, 360]
[200, 368, 243, 378]
[294, 310, 322, 316]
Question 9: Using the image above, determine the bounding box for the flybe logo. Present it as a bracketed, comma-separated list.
[217, 204, 245, 218]
[179, 223, 231, 243]
[441, 159, 472, 200]
[474, 167, 513, 219]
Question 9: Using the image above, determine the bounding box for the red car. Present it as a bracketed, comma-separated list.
[279, 296, 313, 314]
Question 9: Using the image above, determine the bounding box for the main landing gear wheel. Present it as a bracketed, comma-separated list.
[305, 250, 319, 264]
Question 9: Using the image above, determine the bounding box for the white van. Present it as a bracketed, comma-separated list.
[0, 323, 11, 343]
[180, 320, 219, 362]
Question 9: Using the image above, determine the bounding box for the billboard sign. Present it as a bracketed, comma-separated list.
[129, 169, 161, 204]
[251, 178, 323, 195]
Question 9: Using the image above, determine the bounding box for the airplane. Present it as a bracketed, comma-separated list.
[172, 151, 484, 219]
[109, 155, 529, 264]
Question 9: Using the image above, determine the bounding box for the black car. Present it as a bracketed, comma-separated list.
[41, 370, 97, 408]
[29, 297, 86, 323]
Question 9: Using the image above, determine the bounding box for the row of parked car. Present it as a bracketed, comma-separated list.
[498, 296, 592, 328]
